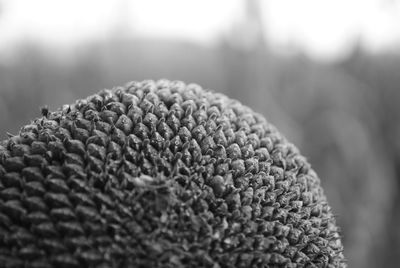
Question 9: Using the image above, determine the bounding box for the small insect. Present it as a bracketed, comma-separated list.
[40, 106, 49, 117]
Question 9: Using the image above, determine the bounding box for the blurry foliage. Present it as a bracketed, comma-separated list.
[1, 7, 400, 266]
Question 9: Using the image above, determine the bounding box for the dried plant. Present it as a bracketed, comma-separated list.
[0, 80, 345, 267]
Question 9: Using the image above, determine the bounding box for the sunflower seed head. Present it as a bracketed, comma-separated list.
[0, 79, 345, 267]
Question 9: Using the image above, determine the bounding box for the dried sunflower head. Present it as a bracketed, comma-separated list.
[0, 80, 345, 267]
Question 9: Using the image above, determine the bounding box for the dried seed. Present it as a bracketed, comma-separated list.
[0, 80, 345, 267]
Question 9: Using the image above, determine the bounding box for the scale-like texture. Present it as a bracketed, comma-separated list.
[0, 80, 345, 267]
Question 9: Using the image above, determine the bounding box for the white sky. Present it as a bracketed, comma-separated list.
[0, 0, 399, 61]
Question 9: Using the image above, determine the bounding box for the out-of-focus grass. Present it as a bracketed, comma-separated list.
[0, 38, 399, 268]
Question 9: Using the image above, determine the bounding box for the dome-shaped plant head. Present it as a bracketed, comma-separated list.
[0, 80, 345, 267]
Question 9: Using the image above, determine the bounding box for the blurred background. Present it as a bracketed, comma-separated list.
[0, 0, 400, 266]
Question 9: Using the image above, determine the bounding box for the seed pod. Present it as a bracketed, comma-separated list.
[0, 80, 345, 267]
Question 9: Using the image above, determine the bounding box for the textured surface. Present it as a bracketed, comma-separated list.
[0, 80, 345, 267]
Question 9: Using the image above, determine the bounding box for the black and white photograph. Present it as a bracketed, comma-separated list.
[1, 1, 400, 267]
